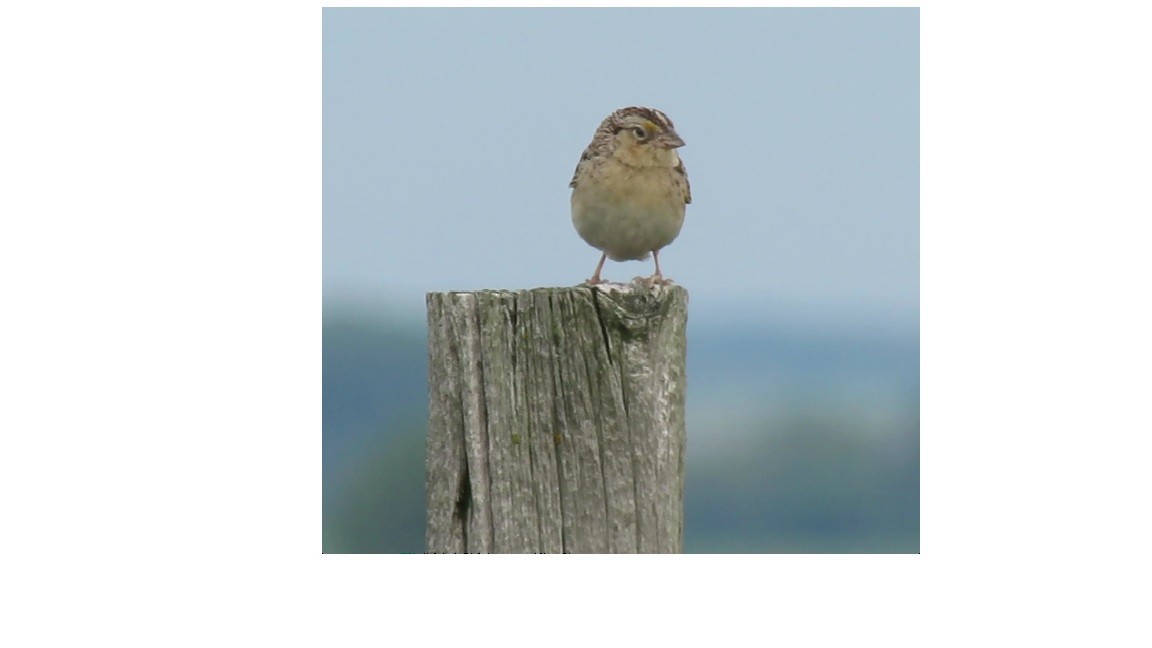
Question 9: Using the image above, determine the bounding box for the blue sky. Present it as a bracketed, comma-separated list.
[323, 8, 918, 325]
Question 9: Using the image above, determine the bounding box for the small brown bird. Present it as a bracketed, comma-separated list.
[569, 106, 691, 285]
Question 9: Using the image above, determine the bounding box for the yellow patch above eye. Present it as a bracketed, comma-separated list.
[624, 122, 657, 137]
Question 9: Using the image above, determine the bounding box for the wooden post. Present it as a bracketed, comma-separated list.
[424, 283, 688, 553]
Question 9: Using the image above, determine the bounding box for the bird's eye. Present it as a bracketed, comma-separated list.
[631, 126, 648, 140]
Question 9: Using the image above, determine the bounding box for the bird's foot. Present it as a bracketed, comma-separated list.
[636, 274, 674, 287]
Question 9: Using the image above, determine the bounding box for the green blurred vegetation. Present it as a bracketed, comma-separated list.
[324, 423, 426, 553]
[687, 407, 918, 553]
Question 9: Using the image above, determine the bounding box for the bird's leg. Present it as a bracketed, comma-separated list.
[646, 250, 673, 285]
[585, 252, 609, 285]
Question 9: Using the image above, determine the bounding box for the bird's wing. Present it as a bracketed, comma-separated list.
[675, 159, 692, 205]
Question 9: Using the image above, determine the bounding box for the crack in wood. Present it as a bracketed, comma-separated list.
[426, 285, 687, 553]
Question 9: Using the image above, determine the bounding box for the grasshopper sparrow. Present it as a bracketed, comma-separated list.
[570, 106, 691, 285]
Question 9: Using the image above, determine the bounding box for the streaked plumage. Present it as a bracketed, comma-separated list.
[570, 106, 691, 285]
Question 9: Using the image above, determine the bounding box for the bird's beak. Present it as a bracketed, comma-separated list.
[654, 130, 685, 149]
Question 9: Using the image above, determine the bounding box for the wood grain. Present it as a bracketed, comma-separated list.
[425, 283, 688, 553]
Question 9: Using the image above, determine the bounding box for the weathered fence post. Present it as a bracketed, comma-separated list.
[424, 282, 688, 553]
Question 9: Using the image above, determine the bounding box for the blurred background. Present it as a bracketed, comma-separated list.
[323, 8, 919, 553]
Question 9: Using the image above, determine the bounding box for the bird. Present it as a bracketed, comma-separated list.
[569, 106, 691, 285]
